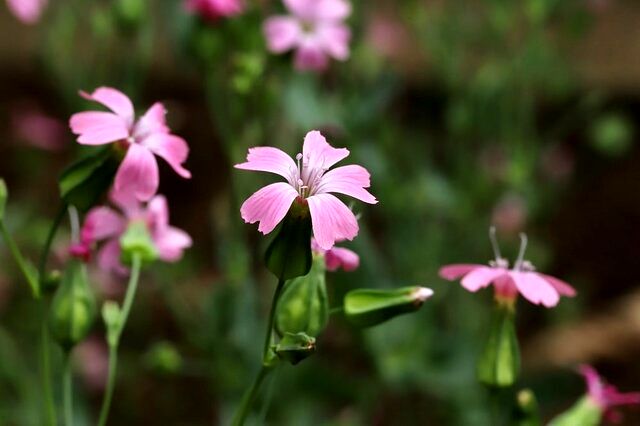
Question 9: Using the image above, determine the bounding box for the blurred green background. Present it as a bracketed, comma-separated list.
[1, 0, 639, 424]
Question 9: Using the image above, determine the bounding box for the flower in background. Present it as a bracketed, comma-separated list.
[76, 188, 192, 274]
[581, 365, 640, 423]
[184, 0, 243, 21]
[439, 228, 576, 307]
[74, 336, 109, 392]
[312, 237, 358, 271]
[236, 130, 376, 250]
[69, 87, 191, 201]
[5, 0, 47, 24]
[11, 104, 66, 151]
[263, 0, 351, 71]
[491, 193, 527, 236]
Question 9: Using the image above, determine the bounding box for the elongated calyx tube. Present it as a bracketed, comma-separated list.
[344, 286, 433, 328]
[265, 201, 312, 281]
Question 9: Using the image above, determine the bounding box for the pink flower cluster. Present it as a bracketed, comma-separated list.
[581, 365, 640, 423]
[184, 0, 244, 21]
[264, 0, 352, 71]
[439, 228, 576, 307]
[235, 130, 376, 250]
[69, 87, 192, 272]
[5, 0, 47, 24]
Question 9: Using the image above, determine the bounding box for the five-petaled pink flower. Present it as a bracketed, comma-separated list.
[235, 130, 376, 250]
[263, 0, 351, 71]
[69, 87, 191, 201]
[184, 0, 244, 20]
[312, 237, 359, 272]
[580, 364, 640, 423]
[5, 0, 47, 24]
[76, 189, 192, 275]
[439, 228, 576, 307]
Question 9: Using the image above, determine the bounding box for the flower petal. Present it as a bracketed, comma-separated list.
[316, 23, 350, 60]
[80, 87, 134, 125]
[264, 16, 302, 53]
[240, 182, 299, 234]
[325, 246, 359, 271]
[155, 227, 192, 262]
[315, 0, 351, 21]
[134, 102, 169, 139]
[460, 266, 506, 292]
[142, 133, 191, 178]
[315, 164, 377, 204]
[114, 144, 159, 202]
[439, 264, 486, 280]
[294, 42, 330, 71]
[302, 130, 349, 172]
[82, 207, 125, 244]
[69, 111, 130, 145]
[509, 271, 560, 307]
[235, 146, 297, 184]
[97, 239, 128, 275]
[109, 187, 142, 219]
[307, 193, 358, 250]
[147, 195, 170, 230]
[540, 273, 577, 297]
[283, 0, 316, 20]
[6, 0, 47, 24]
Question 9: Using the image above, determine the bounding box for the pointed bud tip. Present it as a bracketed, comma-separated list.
[413, 287, 434, 303]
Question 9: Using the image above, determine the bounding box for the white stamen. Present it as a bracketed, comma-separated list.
[489, 226, 502, 260]
[515, 233, 528, 269]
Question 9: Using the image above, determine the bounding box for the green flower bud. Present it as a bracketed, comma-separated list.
[144, 341, 183, 375]
[59, 146, 120, 212]
[102, 301, 121, 347]
[548, 396, 602, 426]
[273, 332, 316, 365]
[265, 201, 312, 281]
[120, 220, 158, 265]
[114, 0, 146, 32]
[344, 286, 433, 328]
[477, 301, 520, 388]
[512, 389, 542, 426]
[41, 270, 62, 293]
[0, 178, 7, 221]
[275, 255, 329, 338]
[49, 261, 97, 350]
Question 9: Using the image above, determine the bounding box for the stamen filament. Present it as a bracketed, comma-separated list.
[515, 233, 528, 269]
[489, 226, 502, 260]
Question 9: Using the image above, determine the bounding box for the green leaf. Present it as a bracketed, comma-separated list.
[548, 396, 602, 426]
[344, 286, 433, 328]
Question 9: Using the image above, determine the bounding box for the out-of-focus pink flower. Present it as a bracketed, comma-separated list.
[5, 0, 47, 24]
[235, 130, 376, 250]
[74, 336, 109, 392]
[69, 87, 191, 201]
[311, 237, 358, 271]
[580, 365, 640, 423]
[540, 143, 575, 183]
[263, 0, 351, 71]
[11, 106, 66, 151]
[491, 194, 527, 236]
[439, 228, 576, 307]
[184, 0, 243, 20]
[79, 189, 192, 275]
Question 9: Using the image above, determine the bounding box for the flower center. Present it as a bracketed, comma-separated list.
[294, 152, 327, 198]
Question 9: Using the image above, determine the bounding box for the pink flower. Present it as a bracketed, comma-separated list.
[439, 228, 576, 307]
[11, 105, 66, 151]
[184, 0, 243, 20]
[312, 237, 358, 271]
[69, 87, 191, 201]
[235, 130, 377, 250]
[79, 189, 192, 274]
[5, 0, 47, 24]
[580, 365, 640, 423]
[263, 0, 351, 71]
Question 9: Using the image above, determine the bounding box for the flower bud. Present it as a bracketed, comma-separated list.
[273, 332, 316, 365]
[275, 255, 329, 338]
[120, 220, 158, 265]
[476, 302, 520, 388]
[49, 261, 97, 350]
[0, 178, 7, 220]
[113, 0, 146, 32]
[102, 301, 121, 347]
[41, 269, 62, 293]
[512, 389, 542, 426]
[265, 202, 312, 281]
[58, 147, 120, 212]
[144, 341, 183, 375]
[547, 396, 601, 426]
[344, 286, 434, 328]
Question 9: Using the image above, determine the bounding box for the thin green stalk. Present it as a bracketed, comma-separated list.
[262, 279, 285, 363]
[231, 365, 272, 426]
[0, 221, 39, 297]
[63, 354, 73, 426]
[40, 305, 57, 426]
[38, 204, 67, 281]
[97, 254, 142, 426]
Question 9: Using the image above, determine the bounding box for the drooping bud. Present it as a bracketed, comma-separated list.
[0, 178, 7, 220]
[265, 201, 312, 281]
[344, 286, 434, 328]
[512, 389, 542, 426]
[273, 332, 316, 365]
[102, 301, 121, 347]
[476, 301, 520, 388]
[144, 341, 183, 375]
[49, 261, 97, 350]
[58, 146, 120, 212]
[120, 220, 158, 265]
[275, 255, 329, 338]
[547, 396, 602, 426]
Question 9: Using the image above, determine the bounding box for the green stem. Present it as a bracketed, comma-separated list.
[97, 254, 142, 426]
[231, 365, 272, 426]
[40, 301, 57, 426]
[38, 204, 67, 282]
[0, 221, 39, 297]
[262, 278, 285, 363]
[63, 354, 73, 426]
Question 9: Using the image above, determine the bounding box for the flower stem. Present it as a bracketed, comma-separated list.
[97, 253, 142, 426]
[262, 278, 285, 363]
[0, 221, 39, 297]
[38, 204, 67, 281]
[40, 301, 57, 426]
[63, 353, 73, 426]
